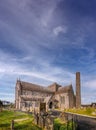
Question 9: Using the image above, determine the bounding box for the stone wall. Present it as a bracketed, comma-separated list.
[48, 83, 61, 92]
[15, 81, 21, 109]
[55, 93, 69, 109]
[15, 78, 77, 111]
[19, 89, 53, 111]
[69, 89, 76, 108]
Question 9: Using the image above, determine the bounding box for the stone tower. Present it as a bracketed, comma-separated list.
[76, 72, 81, 108]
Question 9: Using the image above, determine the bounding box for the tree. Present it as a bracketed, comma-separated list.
[0, 100, 3, 112]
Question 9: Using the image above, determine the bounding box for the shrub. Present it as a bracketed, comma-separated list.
[60, 125, 66, 130]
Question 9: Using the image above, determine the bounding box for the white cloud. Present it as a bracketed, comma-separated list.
[0, 61, 74, 86]
[84, 80, 96, 89]
[0, 97, 15, 102]
[0, 92, 14, 96]
[78, 47, 95, 65]
[0, 0, 65, 51]
[0, 50, 75, 86]
[0, 0, 96, 104]
[53, 26, 67, 36]
[82, 97, 95, 104]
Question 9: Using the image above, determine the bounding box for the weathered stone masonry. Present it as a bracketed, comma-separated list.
[15, 72, 81, 111]
[76, 72, 81, 108]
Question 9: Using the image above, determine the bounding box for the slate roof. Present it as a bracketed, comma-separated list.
[18, 81, 54, 94]
[17, 80, 73, 94]
[56, 84, 73, 94]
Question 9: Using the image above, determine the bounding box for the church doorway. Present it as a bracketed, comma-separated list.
[49, 101, 53, 109]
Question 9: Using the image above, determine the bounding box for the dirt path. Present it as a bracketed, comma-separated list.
[14, 118, 29, 122]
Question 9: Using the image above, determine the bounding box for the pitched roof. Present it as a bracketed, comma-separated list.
[56, 84, 73, 94]
[48, 82, 61, 88]
[16, 80, 74, 94]
[18, 81, 54, 94]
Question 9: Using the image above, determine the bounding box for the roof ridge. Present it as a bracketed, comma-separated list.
[59, 84, 72, 89]
[19, 80, 54, 93]
[21, 80, 45, 88]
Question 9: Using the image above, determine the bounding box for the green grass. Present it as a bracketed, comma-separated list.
[0, 110, 42, 130]
[65, 107, 96, 117]
[54, 118, 74, 130]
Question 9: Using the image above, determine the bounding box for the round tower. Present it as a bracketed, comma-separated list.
[76, 72, 81, 108]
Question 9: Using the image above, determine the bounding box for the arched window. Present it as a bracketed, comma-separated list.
[49, 102, 53, 109]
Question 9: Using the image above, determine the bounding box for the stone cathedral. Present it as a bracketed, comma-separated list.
[15, 72, 81, 111]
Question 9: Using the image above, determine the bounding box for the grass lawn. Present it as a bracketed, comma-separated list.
[54, 118, 74, 130]
[0, 110, 42, 130]
[65, 107, 96, 117]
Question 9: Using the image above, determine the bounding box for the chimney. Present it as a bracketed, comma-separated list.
[76, 72, 81, 108]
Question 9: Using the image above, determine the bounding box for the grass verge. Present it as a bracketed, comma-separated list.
[54, 118, 75, 130]
[0, 110, 42, 130]
[65, 107, 96, 117]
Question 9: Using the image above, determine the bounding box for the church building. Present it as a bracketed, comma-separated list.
[15, 72, 81, 111]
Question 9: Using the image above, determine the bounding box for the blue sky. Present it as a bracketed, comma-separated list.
[0, 0, 96, 104]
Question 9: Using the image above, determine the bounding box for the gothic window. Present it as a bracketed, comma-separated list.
[25, 102, 30, 107]
[25, 102, 27, 107]
[49, 102, 53, 109]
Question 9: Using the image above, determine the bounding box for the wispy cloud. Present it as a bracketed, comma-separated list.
[0, 0, 96, 104]
[53, 26, 67, 36]
[84, 80, 96, 89]
[0, 92, 14, 96]
[0, 54, 74, 85]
